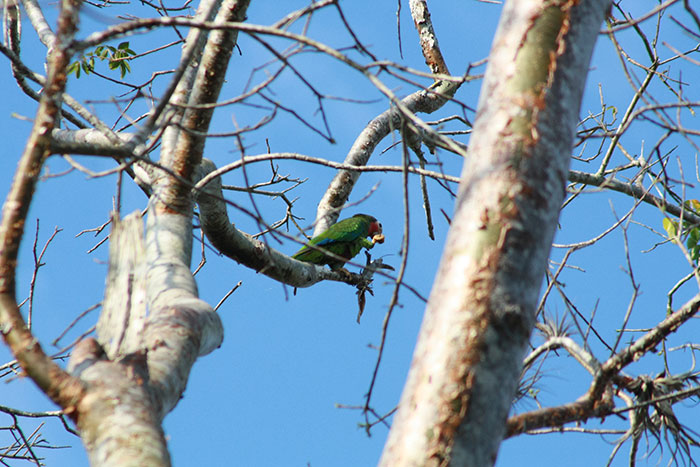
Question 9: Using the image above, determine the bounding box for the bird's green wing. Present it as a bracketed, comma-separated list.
[312, 216, 370, 246]
[291, 214, 374, 266]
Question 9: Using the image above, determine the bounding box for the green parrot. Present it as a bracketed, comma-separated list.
[292, 214, 384, 270]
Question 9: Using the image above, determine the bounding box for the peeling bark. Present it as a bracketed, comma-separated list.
[1, 0, 248, 464]
[379, 1, 612, 466]
[97, 213, 147, 359]
[70, 340, 171, 467]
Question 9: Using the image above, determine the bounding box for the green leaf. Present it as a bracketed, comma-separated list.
[687, 228, 699, 250]
[67, 61, 80, 78]
[692, 245, 700, 262]
[71, 43, 138, 79]
[663, 218, 678, 239]
[687, 199, 700, 212]
[81, 59, 93, 75]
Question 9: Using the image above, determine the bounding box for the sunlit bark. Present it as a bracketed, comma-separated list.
[380, 1, 612, 465]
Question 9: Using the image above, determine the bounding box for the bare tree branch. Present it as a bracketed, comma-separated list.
[0, 0, 86, 414]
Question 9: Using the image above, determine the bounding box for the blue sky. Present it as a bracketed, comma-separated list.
[1, 1, 700, 466]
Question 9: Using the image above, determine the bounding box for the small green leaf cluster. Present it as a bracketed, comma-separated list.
[662, 199, 700, 262]
[68, 42, 137, 79]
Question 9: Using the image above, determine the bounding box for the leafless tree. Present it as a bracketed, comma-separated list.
[1, 0, 700, 465]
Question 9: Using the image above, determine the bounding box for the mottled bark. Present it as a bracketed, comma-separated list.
[97, 213, 147, 359]
[2, 0, 250, 464]
[379, 1, 612, 466]
[70, 338, 171, 467]
[72, 1, 252, 463]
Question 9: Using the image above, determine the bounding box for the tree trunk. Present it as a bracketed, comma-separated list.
[380, 1, 611, 465]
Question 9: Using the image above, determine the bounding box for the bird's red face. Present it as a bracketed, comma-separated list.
[368, 220, 382, 237]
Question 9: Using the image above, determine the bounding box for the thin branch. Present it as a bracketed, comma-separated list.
[0, 0, 86, 413]
[25, 222, 62, 329]
[506, 293, 700, 437]
[363, 124, 412, 434]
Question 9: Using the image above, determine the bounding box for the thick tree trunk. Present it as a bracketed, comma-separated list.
[380, 1, 611, 466]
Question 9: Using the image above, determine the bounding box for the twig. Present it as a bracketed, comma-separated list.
[362, 122, 412, 434]
[26, 221, 62, 329]
[214, 281, 242, 312]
